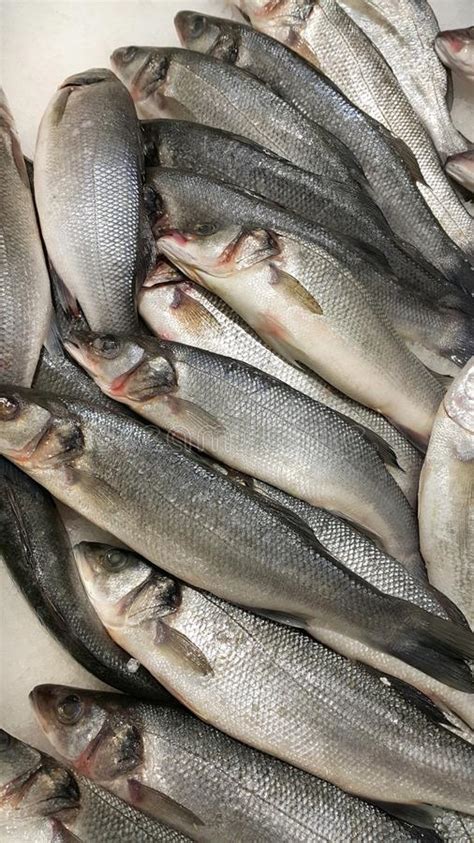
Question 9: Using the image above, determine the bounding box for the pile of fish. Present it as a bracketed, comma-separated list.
[1, 2, 473, 841]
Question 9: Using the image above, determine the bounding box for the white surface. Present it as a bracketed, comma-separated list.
[0, 0, 473, 756]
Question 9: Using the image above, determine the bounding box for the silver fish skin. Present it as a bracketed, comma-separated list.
[0, 457, 172, 702]
[65, 329, 421, 567]
[34, 69, 153, 333]
[138, 272, 422, 505]
[30, 681, 439, 842]
[446, 150, 474, 195]
[144, 119, 474, 376]
[335, 0, 468, 161]
[419, 359, 474, 627]
[0, 90, 52, 387]
[2, 386, 474, 692]
[44, 548, 474, 817]
[0, 730, 185, 842]
[179, 11, 474, 291]
[435, 27, 474, 81]
[149, 168, 445, 448]
[253, 479, 474, 736]
[111, 46, 366, 187]
[230, 0, 474, 255]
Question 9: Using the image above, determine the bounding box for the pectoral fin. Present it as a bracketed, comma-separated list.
[156, 623, 214, 676]
[270, 269, 323, 316]
[128, 779, 205, 836]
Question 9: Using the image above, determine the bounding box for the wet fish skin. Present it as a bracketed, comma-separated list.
[65, 328, 421, 566]
[335, 0, 468, 161]
[111, 46, 366, 187]
[144, 118, 473, 321]
[178, 10, 474, 292]
[36, 549, 474, 817]
[419, 359, 474, 627]
[446, 150, 474, 195]
[34, 69, 152, 333]
[0, 90, 52, 387]
[435, 27, 474, 81]
[29, 682, 439, 842]
[0, 457, 172, 702]
[0, 730, 185, 842]
[149, 167, 445, 449]
[139, 271, 422, 505]
[2, 385, 474, 691]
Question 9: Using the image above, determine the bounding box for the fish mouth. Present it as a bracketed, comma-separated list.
[61, 68, 112, 88]
[6, 419, 55, 466]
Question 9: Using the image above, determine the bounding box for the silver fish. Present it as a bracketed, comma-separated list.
[34, 69, 153, 332]
[29, 680, 440, 842]
[0, 90, 51, 386]
[138, 270, 422, 505]
[42, 546, 474, 818]
[335, 0, 468, 161]
[65, 329, 421, 568]
[419, 359, 474, 627]
[1, 385, 473, 692]
[150, 168, 445, 448]
[0, 729, 185, 842]
[435, 27, 474, 81]
[228, 3, 474, 262]
[446, 150, 474, 194]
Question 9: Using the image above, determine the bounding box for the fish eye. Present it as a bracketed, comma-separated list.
[90, 335, 121, 359]
[122, 46, 137, 64]
[195, 222, 217, 236]
[57, 695, 84, 725]
[189, 15, 206, 39]
[104, 549, 128, 572]
[0, 731, 11, 752]
[0, 395, 20, 421]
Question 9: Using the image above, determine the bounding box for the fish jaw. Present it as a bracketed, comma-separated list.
[435, 28, 474, 80]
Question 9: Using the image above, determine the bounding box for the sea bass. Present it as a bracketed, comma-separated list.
[0, 90, 51, 386]
[29, 681, 441, 842]
[41, 545, 474, 818]
[34, 69, 154, 332]
[1, 385, 473, 690]
[419, 359, 474, 627]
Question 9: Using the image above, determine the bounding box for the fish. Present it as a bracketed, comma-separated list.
[334, 0, 469, 161]
[0, 729, 185, 841]
[419, 359, 474, 627]
[65, 329, 422, 568]
[111, 46, 366, 187]
[435, 27, 474, 81]
[0, 457, 172, 702]
[0, 89, 52, 387]
[178, 11, 474, 291]
[143, 119, 474, 376]
[29, 682, 442, 842]
[34, 546, 474, 820]
[230, 0, 474, 256]
[446, 150, 474, 195]
[33, 69, 154, 333]
[1, 385, 474, 691]
[148, 167, 445, 448]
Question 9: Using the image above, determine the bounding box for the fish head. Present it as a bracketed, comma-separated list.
[444, 358, 474, 435]
[111, 46, 178, 116]
[175, 11, 240, 63]
[30, 685, 145, 782]
[0, 730, 79, 818]
[445, 150, 474, 193]
[435, 27, 474, 79]
[66, 330, 177, 404]
[73, 542, 180, 629]
[0, 387, 84, 472]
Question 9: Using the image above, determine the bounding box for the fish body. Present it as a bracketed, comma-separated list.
[66, 329, 421, 567]
[38, 548, 474, 817]
[143, 119, 474, 374]
[0, 90, 51, 386]
[336, 0, 468, 160]
[446, 150, 474, 195]
[435, 27, 474, 81]
[149, 168, 445, 448]
[34, 69, 152, 332]
[2, 386, 474, 691]
[0, 730, 184, 842]
[419, 359, 474, 626]
[177, 11, 474, 291]
[0, 457, 171, 701]
[29, 683, 439, 842]
[139, 273, 422, 505]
